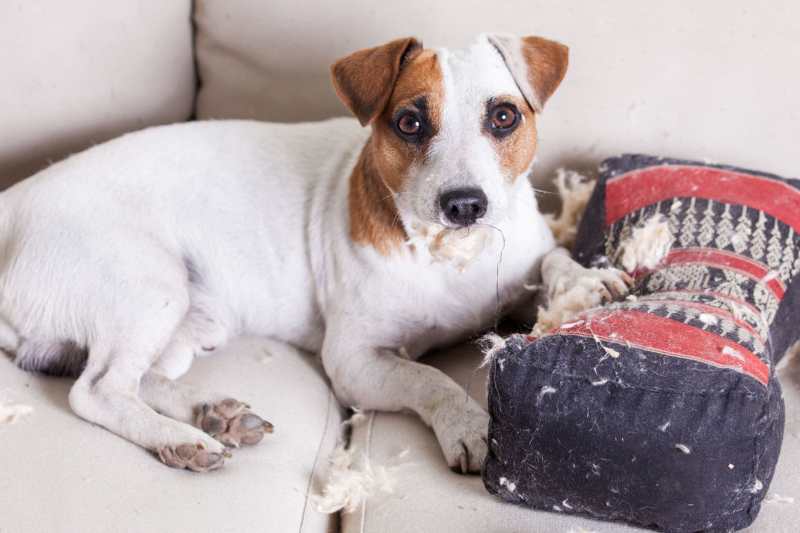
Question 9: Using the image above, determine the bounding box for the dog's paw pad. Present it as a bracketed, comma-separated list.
[158, 443, 226, 472]
[196, 399, 274, 448]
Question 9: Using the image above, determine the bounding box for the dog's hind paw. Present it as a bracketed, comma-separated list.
[158, 443, 227, 472]
[196, 398, 274, 448]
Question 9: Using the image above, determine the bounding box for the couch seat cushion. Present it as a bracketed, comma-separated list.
[0, 338, 340, 533]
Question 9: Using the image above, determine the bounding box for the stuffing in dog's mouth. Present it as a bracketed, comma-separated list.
[407, 224, 492, 271]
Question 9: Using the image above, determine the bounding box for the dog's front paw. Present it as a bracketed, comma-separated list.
[549, 265, 633, 304]
[196, 399, 274, 448]
[431, 397, 489, 474]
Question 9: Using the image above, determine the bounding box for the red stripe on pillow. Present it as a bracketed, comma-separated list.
[554, 309, 770, 385]
[605, 165, 800, 231]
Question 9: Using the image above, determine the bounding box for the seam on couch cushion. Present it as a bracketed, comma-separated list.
[356, 411, 377, 533]
[299, 389, 336, 533]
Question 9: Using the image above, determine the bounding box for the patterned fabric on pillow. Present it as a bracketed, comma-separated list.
[483, 155, 800, 532]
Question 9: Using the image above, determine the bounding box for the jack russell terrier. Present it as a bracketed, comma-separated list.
[0, 34, 628, 473]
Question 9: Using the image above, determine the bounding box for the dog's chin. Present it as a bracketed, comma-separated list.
[405, 220, 494, 272]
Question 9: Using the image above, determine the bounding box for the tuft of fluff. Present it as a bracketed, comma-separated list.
[543, 169, 596, 248]
[531, 281, 604, 337]
[615, 215, 674, 273]
[777, 341, 800, 373]
[313, 444, 401, 514]
[407, 224, 492, 272]
[0, 402, 33, 424]
[764, 493, 795, 505]
[478, 333, 507, 368]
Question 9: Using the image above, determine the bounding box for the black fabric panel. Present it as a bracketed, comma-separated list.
[484, 336, 785, 533]
[771, 273, 800, 364]
[574, 171, 606, 267]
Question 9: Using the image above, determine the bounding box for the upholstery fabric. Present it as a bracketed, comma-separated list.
[0, 0, 196, 188]
[0, 338, 341, 533]
[193, 0, 800, 184]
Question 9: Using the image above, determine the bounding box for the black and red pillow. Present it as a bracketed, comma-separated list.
[483, 155, 799, 532]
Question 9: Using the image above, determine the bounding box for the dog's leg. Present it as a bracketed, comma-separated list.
[322, 329, 488, 474]
[541, 247, 632, 307]
[140, 372, 273, 448]
[68, 290, 229, 472]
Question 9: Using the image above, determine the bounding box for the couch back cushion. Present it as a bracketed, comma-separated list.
[194, 0, 799, 183]
[0, 1, 196, 188]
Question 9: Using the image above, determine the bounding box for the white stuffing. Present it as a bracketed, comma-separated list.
[313, 444, 402, 514]
[347, 408, 369, 427]
[602, 345, 621, 359]
[721, 346, 745, 361]
[591, 378, 609, 386]
[698, 313, 719, 326]
[478, 333, 507, 369]
[749, 479, 764, 494]
[566, 528, 599, 533]
[764, 493, 795, 505]
[674, 443, 691, 455]
[0, 401, 33, 424]
[408, 224, 492, 272]
[543, 169, 596, 248]
[536, 386, 557, 403]
[615, 215, 674, 273]
[531, 284, 603, 337]
[728, 464, 735, 470]
[498, 476, 517, 493]
[658, 421, 671, 432]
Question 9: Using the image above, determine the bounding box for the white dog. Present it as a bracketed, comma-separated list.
[0, 34, 627, 472]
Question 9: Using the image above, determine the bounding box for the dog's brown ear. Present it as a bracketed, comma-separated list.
[331, 37, 422, 126]
[487, 34, 569, 113]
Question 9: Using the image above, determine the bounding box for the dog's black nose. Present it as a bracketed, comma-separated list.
[439, 188, 488, 226]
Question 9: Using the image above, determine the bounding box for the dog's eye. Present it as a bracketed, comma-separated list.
[489, 104, 519, 132]
[396, 112, 422, 136]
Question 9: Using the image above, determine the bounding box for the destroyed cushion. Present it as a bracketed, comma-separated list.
[483, 155, 800, 532]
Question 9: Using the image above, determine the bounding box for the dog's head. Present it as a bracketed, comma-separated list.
[332, 34, 568, 254]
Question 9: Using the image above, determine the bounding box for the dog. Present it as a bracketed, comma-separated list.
[0, 34, 628, 473]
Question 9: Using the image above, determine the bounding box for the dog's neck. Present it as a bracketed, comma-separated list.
[348, 137, 408, 255]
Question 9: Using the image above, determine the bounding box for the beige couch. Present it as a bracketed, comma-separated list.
[1, 2, 798, 532]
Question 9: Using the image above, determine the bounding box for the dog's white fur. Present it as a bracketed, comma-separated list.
[0, 35, 624, 472]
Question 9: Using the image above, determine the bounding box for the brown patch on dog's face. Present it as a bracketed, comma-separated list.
[348, 147, 408, 255]
[483, 94, 538, 181]
[369, 49, 444, 194]
[347, 49, 445, 254]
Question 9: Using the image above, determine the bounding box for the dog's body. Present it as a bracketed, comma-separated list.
[0, 35, 626, 472]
